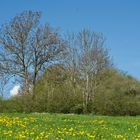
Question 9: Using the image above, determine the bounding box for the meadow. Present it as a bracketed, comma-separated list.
[0, 113, 140, 140]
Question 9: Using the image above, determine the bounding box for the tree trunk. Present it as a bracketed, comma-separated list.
[32, 66, 37, 100]
[83, 74, 89, 113]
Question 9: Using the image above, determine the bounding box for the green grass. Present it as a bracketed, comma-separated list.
[0, 113, 140, 139]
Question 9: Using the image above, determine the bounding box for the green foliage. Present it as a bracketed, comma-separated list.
[93, 70, 140, 115]
[1, 68, 140, 116]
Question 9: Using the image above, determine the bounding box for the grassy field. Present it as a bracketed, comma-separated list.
[0, 113, 140, 139]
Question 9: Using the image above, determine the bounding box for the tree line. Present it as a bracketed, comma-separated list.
[0, 11, 140, 115]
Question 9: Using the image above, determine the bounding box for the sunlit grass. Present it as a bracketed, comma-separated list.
[0, 113, 140, 139]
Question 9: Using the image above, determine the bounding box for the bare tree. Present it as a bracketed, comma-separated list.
[78, 29, 111, 112]
[0, 11, 66, 98]
[66, 29, 112, 113]
[65, 33, 81, 95]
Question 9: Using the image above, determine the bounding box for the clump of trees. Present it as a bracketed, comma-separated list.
[0, 11, 140, 116]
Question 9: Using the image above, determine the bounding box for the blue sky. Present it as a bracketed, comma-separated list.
[0, 0, 140, 82]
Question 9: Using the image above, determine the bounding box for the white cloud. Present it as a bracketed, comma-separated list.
[10, 85, 20, 96]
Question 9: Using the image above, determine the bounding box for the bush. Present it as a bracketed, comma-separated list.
[70, 104, 83, 114]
